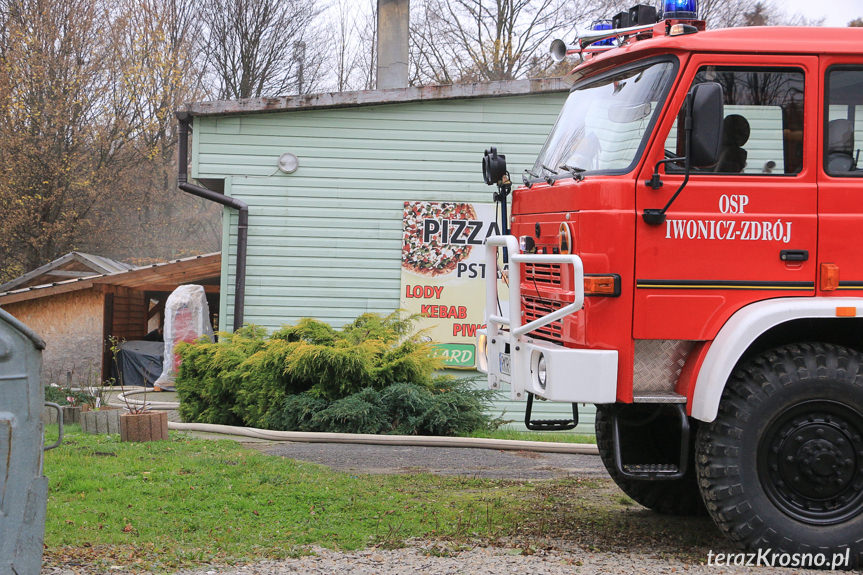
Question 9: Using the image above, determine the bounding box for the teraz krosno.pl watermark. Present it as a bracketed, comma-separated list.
[707, 548, 851, 570]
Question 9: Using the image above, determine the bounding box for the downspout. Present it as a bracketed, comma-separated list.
[176, 112, 247, 331]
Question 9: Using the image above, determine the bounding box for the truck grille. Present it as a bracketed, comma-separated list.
[524, 263, 562, 288]
[522, 295, 564, 344]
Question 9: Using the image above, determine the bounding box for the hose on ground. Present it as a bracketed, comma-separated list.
[111, 388, 178, 411]
[167, 421, 599, 455]
[111, 388, 599, 455]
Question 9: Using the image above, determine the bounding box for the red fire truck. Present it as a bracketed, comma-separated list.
[478, 1, 863, 566]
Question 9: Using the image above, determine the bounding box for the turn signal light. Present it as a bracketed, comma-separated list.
[558, 223, 573, 254]
[669, 23, 698, 36]
[820, 263, 840, 291]
[584, 274, 621, 296]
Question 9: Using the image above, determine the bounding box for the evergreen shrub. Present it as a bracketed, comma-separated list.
[176, 325, 267, 425]
[265, 379, 498, 435]
[176, 313, 495, 434]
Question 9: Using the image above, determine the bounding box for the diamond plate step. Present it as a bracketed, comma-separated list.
[632, 392, 686, 403]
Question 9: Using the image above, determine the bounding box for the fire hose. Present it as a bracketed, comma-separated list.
[112, 388, 599, 455]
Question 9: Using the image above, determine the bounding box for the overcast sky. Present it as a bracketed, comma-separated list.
[781, 0, 861, 26]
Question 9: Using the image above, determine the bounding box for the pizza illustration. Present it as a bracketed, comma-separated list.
[402, 201, 477, 276]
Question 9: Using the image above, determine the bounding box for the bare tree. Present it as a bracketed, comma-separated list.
[699, 0, 824, 28]
[743, 1, 770, 26]
[697, 0, 751, 28]
[327, 0, 379, 92]
[409, 0, 604, 85]
[0, 0, 221, 281]
[199, 0, 326, 99]
[357, 1, 378, 90]
[115, 0, 205, 159]
[332, 0, 360, 92]
[91, 0, 221, 262]
[0, 0, 121, 279]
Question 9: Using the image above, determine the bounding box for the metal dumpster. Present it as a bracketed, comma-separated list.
[0, 308, 60, 575]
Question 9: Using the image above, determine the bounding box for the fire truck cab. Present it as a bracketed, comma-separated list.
[478, 2, 863, 565]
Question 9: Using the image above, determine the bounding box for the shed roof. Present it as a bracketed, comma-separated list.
[177, 78, 568, 118]
[0, 251, 133, 293]
[0, 253, 221, 305]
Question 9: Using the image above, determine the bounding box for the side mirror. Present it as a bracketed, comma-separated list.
[482, 147, 507, 185]
[689, 82, 724, 168]
[642, 82, 724, 226]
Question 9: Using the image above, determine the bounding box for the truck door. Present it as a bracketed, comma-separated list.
[818, 63, 863, 295]
[634, 55, 819, 340]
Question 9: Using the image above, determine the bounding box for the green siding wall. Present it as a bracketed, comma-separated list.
[192, 91, 596, 434]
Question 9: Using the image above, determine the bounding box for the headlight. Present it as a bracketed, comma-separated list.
[519, 235, 536, 253]
[537, 353, 547, 389]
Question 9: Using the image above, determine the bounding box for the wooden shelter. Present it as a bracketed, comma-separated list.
[0, 253, 220, 385]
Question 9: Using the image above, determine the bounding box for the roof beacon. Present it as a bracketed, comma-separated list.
[663, 0, 697, 20]
[591, 21, 614, 47]
[549, 1, 703, 62]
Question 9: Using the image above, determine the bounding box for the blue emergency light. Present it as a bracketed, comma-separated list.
[663, 0, 697, 20]
[591, 21, 614, 46]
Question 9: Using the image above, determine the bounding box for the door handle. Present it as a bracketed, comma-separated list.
[780, 250, 808, 262]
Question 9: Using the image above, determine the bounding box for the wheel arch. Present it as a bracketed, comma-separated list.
[690, 297, 863, 422]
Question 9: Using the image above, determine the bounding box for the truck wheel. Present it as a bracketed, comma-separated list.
[696, 343, 863, 568]
[595, 404, 706, 516]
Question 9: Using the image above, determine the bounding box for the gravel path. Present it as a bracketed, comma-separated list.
[260, 442, 606, 479]
[174, 545, 827, 575]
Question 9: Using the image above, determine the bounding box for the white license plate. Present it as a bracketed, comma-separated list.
[499, 353, 511, 376]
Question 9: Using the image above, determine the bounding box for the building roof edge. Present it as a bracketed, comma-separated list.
[177, 78, 568, 118]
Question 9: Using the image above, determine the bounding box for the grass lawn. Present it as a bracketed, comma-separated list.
[43, 425, 724, 572]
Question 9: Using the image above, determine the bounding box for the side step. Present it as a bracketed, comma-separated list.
[611, 403, 690, 481]
[524, 393, 579, 431]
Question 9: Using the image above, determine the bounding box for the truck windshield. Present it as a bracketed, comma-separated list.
[532, 60, 675, 177]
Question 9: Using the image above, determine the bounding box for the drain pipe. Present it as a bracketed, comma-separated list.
[176, 112, 247, 331]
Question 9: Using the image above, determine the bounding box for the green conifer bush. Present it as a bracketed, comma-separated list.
[176, 325, 267, 425]
[175, 313, 496, 435]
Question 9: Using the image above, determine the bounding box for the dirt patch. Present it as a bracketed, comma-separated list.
[513, 479, 727, 562]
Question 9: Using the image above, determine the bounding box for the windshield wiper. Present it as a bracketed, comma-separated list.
[541, 164, 559, 185]
[560, 164, 586, 181]
[522, 168, 540, 188]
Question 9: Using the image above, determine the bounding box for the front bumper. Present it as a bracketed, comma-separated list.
[477, 235, 618, 404]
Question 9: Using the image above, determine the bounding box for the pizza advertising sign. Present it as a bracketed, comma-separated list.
[400, 201, 500, 368]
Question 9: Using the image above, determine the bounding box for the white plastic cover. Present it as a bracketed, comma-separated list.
[154, 285, 214, 388]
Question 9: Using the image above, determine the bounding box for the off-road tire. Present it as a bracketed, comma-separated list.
[595, 404, 706, 516]
[696, 343, 863, 569]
